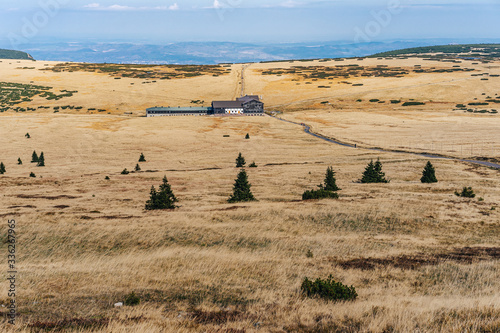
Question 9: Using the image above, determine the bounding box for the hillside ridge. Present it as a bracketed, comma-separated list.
[0, 48, 34, 60]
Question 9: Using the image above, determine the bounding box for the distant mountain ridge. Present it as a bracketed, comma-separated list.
[371, 44, 500, 60]
[0, 49, 34, 60]
[3, 40, 461, 65]
[2, 41, 500, 65]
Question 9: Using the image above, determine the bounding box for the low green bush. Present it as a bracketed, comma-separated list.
[402, 101, 425, 106]
[455, 187, 476, 198]
[302, 189, 339, 200]
[301, 275, 357, 301]
[124, 292, 140, 306]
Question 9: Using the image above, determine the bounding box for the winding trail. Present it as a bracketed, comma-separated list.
[270, 114, 500, 170]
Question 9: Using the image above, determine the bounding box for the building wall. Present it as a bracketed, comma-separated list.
[243, 100, 264, 114]
[226, 108, 244, 114]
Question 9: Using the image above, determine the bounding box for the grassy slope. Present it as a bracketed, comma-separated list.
[0, 115, 499, 332]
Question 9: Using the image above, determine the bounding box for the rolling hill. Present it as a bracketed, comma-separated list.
[371, 44, 500, 60]
[0, 48, 34, 60]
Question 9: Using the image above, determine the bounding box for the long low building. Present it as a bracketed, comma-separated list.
[147, 95, 264, 117]
[146, 106, 211, 117]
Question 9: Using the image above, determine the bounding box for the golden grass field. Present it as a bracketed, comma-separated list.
[0, 57, 499, 332]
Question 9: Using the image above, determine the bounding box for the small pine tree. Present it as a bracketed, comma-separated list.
[37, 152, 45, 167]
[360, 160, 377, 183]
[25, 133, 31, 139]
[249, 161, 257, 168]
[235, 153, 246, 168]
[0, 162, 6, 174]
[31, 151, 39, 163]
[135, 163, 141, 172]
[245, 133, 250, 139]
[105, 176, 110, 180]
[228, 169, 256, 203]
[145, 186, 158, 210]
[373, 159, 388, 183]
[421, 161, 438, 183]
[361, 159, 388, 183]
[322, 166, 340, 191]
[18, 158, 22, 165]
[145, 176, 178, 210]
[139, 153, 146, 162]
[121, 168, 130, 175]
[29, 172, 36, 178]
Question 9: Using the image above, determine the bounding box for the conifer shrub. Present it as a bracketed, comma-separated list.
[323, 166, 340, 191]
[135, 164, 141, 172]
[25, 133, 31, 138]
[245, 133, 250, 139]
[402, 101, 425, 106]
[124, 292, 140, 306]
[228, 169, 256, 203]
[145, 176, 178, 210]
[31, 151, 39, 163]
[302, 167, 341, 200]
[37, 152, 45, 167]
[235, 153, 246, 168]
[249, 162, 257, 168]
[17, 158, 22, 165]
[301, 275, 357, 301]
[360, 159, 389, 183]
[105, 176, 110, 180]
[302, 189, 339, 200]
[29, 172, 36, 178]
[421, 161, 438, 183]
[121, 168, 130, 175]
[139, 153, 146, 162]
[455, 187, 476, 198]
[0, 162, 6, 174]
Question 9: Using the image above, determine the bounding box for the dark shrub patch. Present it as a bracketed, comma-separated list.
[124, 291, 141, 306]
[402, 101, 425, 106]
[455, 187, 476, 198]
[302, 189, 339, 200]
[301, 275, 357, 301]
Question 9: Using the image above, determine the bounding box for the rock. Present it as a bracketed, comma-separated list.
[114, 302, 123, 307]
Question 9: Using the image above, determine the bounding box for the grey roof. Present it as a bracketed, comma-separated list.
[147, 106, 210, 112]
[212, 101, 243, 108]
[237, 95, 260, 103]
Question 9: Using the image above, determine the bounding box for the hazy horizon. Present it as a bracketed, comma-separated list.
[1, 0, 499, 49]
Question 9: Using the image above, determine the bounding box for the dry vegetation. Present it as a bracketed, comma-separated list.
[41, 63, 231, 80]
[0, 56, 499, 332]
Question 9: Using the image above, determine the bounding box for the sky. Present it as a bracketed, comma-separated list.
[0, 0, 499, 47]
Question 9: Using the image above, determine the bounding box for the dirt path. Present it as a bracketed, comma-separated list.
[270, 115, 500, 170]
[239, 63, 251, 98]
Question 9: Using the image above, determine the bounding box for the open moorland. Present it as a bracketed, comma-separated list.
[0, 53, 499, 332]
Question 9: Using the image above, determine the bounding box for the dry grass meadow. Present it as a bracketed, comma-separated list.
[0, 57, 500, 332]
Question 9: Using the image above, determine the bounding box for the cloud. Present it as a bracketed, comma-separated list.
[83, 3, 100, 8]
[213, 0, 223, 9]
[280, 0, 303, 8]
[82, 3, 180, 11]
[107, 4, 133, 10]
